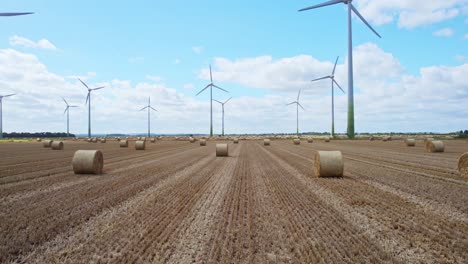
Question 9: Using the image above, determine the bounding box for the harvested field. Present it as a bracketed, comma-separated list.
[0, 139, 467, 263]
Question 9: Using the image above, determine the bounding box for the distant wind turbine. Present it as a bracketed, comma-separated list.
[196, 65, 229, 137]
[299, 0, 382, 138]
[0, 94, 15, 139]
[62, 97, 78, 137]
[0, 12, 33, 17]
[213, 97, 232, 136]
[139, 96, 157, 137]
[78, 78, 105, 138]
[287, 90, 305, 136]
[311, 56, 345, 138]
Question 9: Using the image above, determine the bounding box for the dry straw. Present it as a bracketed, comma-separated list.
[458, 152, 468, 179]
[324, 137, 330, 142]
[43, 140, 53, 148]
[72, 150, 104, 174]
[36, 138, 42, 142]
[92, 138, 98, 143]
[100, 138, 106, 143]
[314, 151, 344, 177]
[307, 138, 313, 143]
[216, 143, 228, 156]
[200, 139, 207, 146]
[264, 139, 271, 146]
[369, 136, 374, 141]
[51, 141, 64, 150]
[233, 138, 239, 144]
[119, 139, 128, 148]
[426, 140, 444, 153]
[293, 139, 300, 145]
[150, 138, 156, 143]
[189, 137, 196, 143]
[405, 138, 416, 147]
[135, 140, 146, 150]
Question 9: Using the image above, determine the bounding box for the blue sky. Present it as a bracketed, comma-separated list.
[0, 0, 467, 135]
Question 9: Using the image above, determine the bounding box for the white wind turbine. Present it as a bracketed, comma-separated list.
[213, 97, 232, 136]
[62, 97, 78, 137]
[287, 89, 305, 136]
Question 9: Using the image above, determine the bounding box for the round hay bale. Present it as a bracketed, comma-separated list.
[72, 150, 104, 175]
[87, 138, 92, 142]
[119, 139, 128, 148]
[137, 137, 142, 140]
[314, 151, 344, 177]
[233, 138, 239, 144]
[324, 137, 330, 143]
[458, 153, 468, 179]
[135, 140, 146, 150]
[189, 137, 196, 143]
[150, 138, 156, 143]
[141, 137, 146, 141]
[307, 139, 313, 143]
[199, 139, 207, 146]
[293, 139, 300, 145]
[43, 140, 52, 148]
[36, 138, 42, 142]
[51, 141, 64, 150]
[406, 138, 416, 147]
[426, 140, 444, 153]
[216, 143, 228, 157]
[264, 139, 271, 146]
[100, 138, 106, 143]
[369, 136, 374, 141]
[424, 137, 434, 143]
[92, 138, 98, 143]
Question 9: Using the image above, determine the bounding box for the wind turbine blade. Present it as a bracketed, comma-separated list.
[195, 84, 211, 96]
[299, 0, 343, 12]
[298, 103, 305, 110]
[297, 89, 301, 101]
[69, 105, 79, 108]
[78, 78, 89, 89]
[212, 99, 223, 104]
[209, 65, 213, 83]
[85, 93, 90, 105]
[64, 107, 68, 114]
[150, 106, 157, 112]
[62, 97, 68, 105]
[3, 93, 15, 98]
[333, 79, 345, 93]
[213, 84, 229, 93]
[92, 86, 105, 91]
[351, 4, 382, 38]
[286, 101, 297, 106]
[0, 12, 33, 16]
[224, 97, 232, 104]
[139, 106, 148, 111]
[332, 56, 339, 75]
[311, 76, 330, 82]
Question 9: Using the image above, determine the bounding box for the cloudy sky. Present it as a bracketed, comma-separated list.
[0, 0, 467, 135]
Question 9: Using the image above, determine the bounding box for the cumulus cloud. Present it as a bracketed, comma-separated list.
[9, 35, 57, 50]
[433, 28, 455, 37]
[0, 46, 467, 135]
[355, 0, 467, 28]
[183, 83, 194, 89]
[145, 75, 163, 82]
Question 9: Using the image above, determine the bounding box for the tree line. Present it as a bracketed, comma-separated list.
[2, 132, 75, 138]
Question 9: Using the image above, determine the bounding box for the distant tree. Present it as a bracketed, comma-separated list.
[3, 132, 75, 138]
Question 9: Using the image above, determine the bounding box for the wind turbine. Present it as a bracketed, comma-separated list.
[287, 90, 305, 136]
[196, 65, 228, 137]
[62, 97, 78, 137]
[78, 78, 105, 138]
[299, 0, 382, 139]
[0, 94, 15, 139]
[139, 96, 157, 137]
[311, 56, 345, 138]
[213, 97, 232, 136]
[0, 12, 33, 17]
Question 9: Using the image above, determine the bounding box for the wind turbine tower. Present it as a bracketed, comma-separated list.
[311, 56, 345, 138]
[78, 78, 105, 138]
[196, 65, 229, 137]
[139, 96, 157, 137]
[0, 94, 15, 139]
[299, 0, 381, 138]
[287, 90, 305, 136]
[62, 97, 78, 137]
[213, 97, 232, 136]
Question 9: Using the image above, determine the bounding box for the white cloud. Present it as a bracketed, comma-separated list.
[128, 57, 144, 63]
[355, 0, 467, 28]
[66, 72, 96, 81]
[433, 28, 455, 37]
[455, 55, 468, 62]
[192, 46, 203, 54]
[183, 83, 194, 89]
[145, 75, 163, 82]
[9, 35, 57, 50]
[0, 47, 466, 135]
